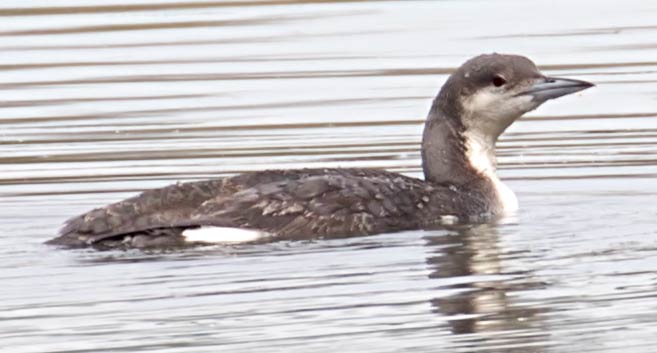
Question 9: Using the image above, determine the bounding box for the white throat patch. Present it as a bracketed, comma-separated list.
[458, 86, 531, 214]
[461, 88, 536, 141]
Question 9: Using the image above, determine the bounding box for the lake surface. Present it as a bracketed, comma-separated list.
[2, 0, 657, 352]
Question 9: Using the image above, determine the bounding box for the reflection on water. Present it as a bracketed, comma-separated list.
[427, 225, 548, 352]
[2, 0, 657, 352]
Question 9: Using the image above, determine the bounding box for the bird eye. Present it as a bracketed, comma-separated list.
[492, 75, 507, 87]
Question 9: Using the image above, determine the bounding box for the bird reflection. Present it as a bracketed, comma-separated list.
[425, 223, 549, 351]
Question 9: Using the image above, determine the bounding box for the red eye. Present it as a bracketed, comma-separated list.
[492, 75, 506, 87]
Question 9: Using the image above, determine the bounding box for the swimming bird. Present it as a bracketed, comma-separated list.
[47, 53, 593, 249]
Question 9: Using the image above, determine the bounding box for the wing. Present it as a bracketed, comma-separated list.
[48, 168, 386, 248]
[182, 171, 435, 240]
[48, 168, 465, 249]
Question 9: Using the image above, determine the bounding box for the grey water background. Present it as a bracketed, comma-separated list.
[1, 0, 657, 352]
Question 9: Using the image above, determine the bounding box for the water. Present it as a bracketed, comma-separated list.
[1, 0, 657, 352]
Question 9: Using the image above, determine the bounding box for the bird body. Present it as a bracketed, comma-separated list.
[47, 54, 593, 249]
[52, 168, 493, 249]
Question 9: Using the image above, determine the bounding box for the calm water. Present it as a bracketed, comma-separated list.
[2, 1, 657, 352]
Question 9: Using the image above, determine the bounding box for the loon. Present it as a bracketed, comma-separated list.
[47, 54, 593, 249]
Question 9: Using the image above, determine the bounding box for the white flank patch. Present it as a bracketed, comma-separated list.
[182, 227, 268, 244]
[439, 215, 459, 225]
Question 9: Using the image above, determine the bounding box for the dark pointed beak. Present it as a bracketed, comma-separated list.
[519, 77, 594, 101]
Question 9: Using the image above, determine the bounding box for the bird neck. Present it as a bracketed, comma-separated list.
[421, 100, 519, 213]
[421, 101, 498, 185]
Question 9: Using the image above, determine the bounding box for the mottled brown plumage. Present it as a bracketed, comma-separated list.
[49, 168, 493, 249]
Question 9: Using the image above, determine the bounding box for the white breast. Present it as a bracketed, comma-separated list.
[489, 176, 519, 213]
[464, 133, 519, 214]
